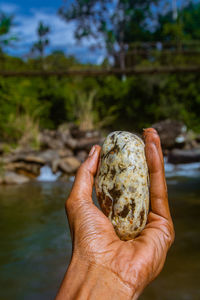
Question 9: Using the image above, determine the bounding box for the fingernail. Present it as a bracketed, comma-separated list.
[143, 128, 157, 135]
[89, 146, 96, 157]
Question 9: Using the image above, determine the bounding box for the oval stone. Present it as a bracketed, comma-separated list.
[95, 131, 149, 240]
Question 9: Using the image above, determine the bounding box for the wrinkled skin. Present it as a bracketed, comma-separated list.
[56, 128, 175, 299]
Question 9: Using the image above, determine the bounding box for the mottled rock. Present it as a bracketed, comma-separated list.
[95, 131, 149, 241]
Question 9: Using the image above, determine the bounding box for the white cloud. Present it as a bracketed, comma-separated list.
[14, 10, 76, 46]
[0, 3, 19, 14]
[1, 2, 105, 64]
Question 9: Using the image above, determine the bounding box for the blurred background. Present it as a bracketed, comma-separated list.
[0, 0, 200, 299]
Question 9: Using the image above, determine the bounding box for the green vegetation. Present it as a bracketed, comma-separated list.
[0, 11, 17, 53]
[0, 1, 200, 147]
[59, 0, 158, 68]
[31, 21, 50, 71]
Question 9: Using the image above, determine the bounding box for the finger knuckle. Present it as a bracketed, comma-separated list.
[159, 219, 175, 248]
[65, 196, 75, 212]
[66, 195, 84, 215]
[153, 132, 160, 142]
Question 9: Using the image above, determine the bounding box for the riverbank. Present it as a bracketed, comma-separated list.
[0, 124, 103, 184]
[0, 120, 200, 184]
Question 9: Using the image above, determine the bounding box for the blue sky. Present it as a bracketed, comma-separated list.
[0, 1, 105, 63]
[1, 1, 198, 63]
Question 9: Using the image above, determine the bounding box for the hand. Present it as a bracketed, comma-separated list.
[56, 128, 175, 300]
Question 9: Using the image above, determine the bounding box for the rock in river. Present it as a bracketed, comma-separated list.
[0, 171, 30, 184]
[168, 148, 200, 164]
[58, 156, 81, 174]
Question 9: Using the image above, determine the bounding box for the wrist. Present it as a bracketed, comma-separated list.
[56, 254, 135, 300]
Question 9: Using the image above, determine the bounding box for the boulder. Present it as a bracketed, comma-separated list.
[1, 151, 45, 178]
[58, 148, 73, 158]
[51, 158, 60, 174]
[76, 137, 103, 151]
[76, 150, 88, 162]
[152, 119, 187, 149]
[168, 148, 200, 164]
[23, 155, 45, 165]
[0, 171, 30, 184]
[70, 127, 101, 139]
[184, 139, 200, 150]
[39, 130, 65, 149]
[63, 136, 77, 150]
[2, 152, 45, 165]
[58, 157, 81, 174]
[38, 150, 60, 164]
[5, 162, 41, 177]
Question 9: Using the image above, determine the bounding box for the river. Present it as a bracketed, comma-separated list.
[0, 167, 200, 299]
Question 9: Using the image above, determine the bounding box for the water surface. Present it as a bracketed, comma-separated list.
[0, 176, 200, 299]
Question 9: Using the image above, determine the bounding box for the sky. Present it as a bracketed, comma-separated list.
[0, 0, 198, 63]
[0, 0, 105, 64]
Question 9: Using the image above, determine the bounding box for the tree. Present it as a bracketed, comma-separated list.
[153, 1, 200, 44]
[182, 2, 200, 41]
[31, 21, 50, 60]
[0, 12, 17, 54]
[58, 0, 158, 69]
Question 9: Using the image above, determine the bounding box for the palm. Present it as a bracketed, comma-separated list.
[74, 199, 172, 288]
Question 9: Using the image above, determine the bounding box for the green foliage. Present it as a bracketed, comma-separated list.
[0, 1, 200, 145]
[31, 21, 50, 60]
[58, 0, 158, 58]
[96, 74, 200, 132]
[74, 90, 96, 130]
[0, 158, 5, 177]
[0, 12, 17, 53]
[5, 113, 40, 149]
[153, 2, 200, 43]
[1, 53, 200, 143]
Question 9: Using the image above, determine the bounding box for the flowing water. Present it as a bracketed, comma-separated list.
[0, 167, 200, 299]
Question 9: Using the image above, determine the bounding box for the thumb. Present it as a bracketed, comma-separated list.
[66, 144, 101, 238]
[68, 145, 101, 204]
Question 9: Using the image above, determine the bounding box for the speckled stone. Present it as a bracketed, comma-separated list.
[95, 131, 149, 240]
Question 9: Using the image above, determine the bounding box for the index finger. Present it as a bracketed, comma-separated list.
[143, 128, 171, 221]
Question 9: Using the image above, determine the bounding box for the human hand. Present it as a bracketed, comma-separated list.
[56, 128, 175, 300]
